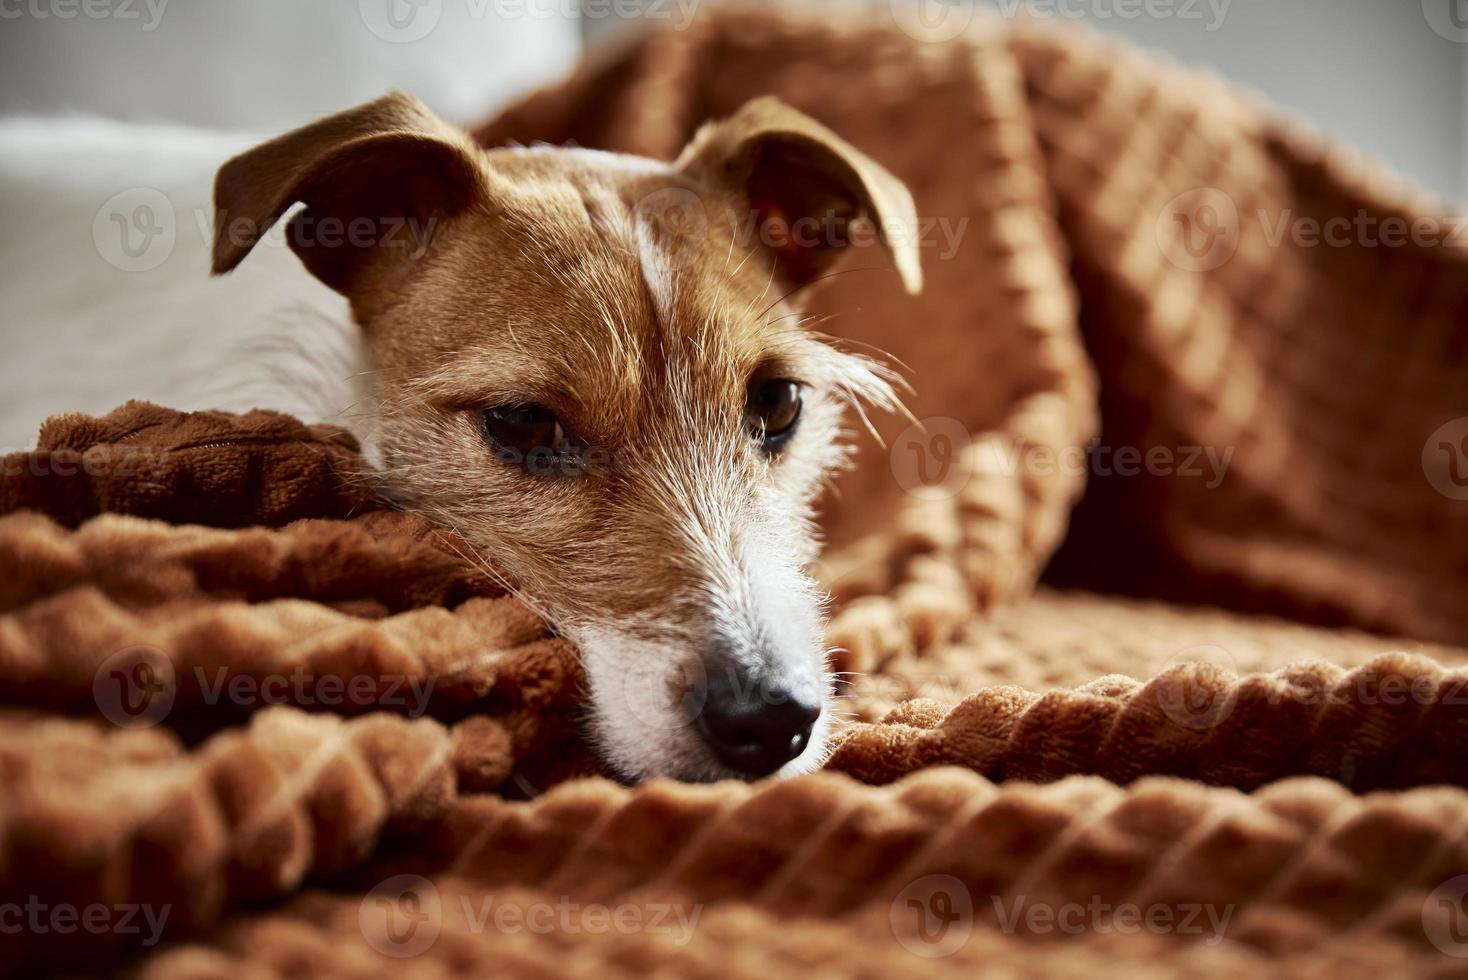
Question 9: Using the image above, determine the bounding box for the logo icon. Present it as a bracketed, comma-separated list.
[1154, 644, 1238, 731]
[93, 188, 176, 272]
[1424, 874, 1468, 956]
[1423, 418, 1468, 501]
[890, 417, 972, 500]
[1423, 1, 1468, 43]
[1155, 187, 1240, 272]
[93, 645, 175, 729]
[359, 874, 442, 957]
[890, 874, 973, 958]
[359, 0, 442, 43]
[601, 650, 709, 735]
[633, 187, 710, 254]
[889, 0, 977, 43]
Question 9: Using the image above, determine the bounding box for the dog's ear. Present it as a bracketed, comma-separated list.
[677, 97, 922, 295]
[211, 91, 484, 296]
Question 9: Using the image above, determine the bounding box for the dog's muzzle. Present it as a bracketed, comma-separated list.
[688, 660, 821, 777]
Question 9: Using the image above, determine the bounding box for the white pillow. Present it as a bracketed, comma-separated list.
[0, 116, 372, 450]
[0, 0, 581, 130]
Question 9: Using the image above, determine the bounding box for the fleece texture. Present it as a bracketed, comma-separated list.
[4, 7, 1468, 977]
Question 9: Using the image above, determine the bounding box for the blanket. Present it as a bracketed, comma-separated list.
[4, 7, 1468, 978]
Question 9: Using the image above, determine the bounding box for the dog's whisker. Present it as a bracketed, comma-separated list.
[740, 256, 781, 322]
[755, 265, 881, 322]
[720, 227, 737, 277]
[726, 241, 756, 284]
[426, 513, 565, 639]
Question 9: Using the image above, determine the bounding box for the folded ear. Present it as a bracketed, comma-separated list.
[676, 97, 922, 295]
[211, 91, 485, 296]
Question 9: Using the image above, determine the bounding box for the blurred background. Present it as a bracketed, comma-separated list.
[591, 0, 1468, 200]
[2, 0, 1462, 195]
[0, 0, 1464, 447]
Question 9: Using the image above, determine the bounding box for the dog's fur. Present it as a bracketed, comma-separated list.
[212, 92, 920, 782]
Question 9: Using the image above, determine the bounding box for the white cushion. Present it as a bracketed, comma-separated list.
[0, 116, 369, 450]
[0, 0, 581, 129]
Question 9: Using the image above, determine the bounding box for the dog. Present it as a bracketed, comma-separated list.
[211, 92, 921, 783]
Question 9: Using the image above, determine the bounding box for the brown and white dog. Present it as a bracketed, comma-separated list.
[212, 92, 921, 783]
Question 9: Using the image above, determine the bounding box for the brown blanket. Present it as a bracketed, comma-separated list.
[4, 8, 1468, 978]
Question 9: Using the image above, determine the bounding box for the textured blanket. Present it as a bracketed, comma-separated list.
[4, 7, 1468, 978]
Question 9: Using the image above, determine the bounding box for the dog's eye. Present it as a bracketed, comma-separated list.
[746, 378, 802, 451]
[479, 405, 584, 476]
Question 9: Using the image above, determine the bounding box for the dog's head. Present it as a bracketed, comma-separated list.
[213, 92, 920, 782]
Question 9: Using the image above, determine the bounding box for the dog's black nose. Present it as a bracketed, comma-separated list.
[693, 668, 821, 777]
